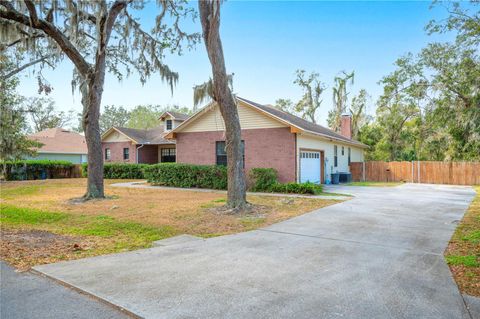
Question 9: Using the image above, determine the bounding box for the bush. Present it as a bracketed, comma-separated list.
[1, 160, 74, 181]
[269, 182, 323, 195]
[82, 163, 148, 179]
[144, 163, 227, 190]
[249, 168, 278, 191]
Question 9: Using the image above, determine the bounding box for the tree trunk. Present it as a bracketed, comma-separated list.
[198, 1, 247, 209]
[81, 75, 105, 199]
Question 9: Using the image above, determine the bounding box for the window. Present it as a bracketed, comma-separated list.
[105, 148, 111, 160]
[342, 146, 344, 156]
[123, 148, 129, 160]
[334, 145, 338, 167]
[216, 141, 244, 167]
[348, 147, 351, 165]
[166, 119, 172, 130]
[161, 148, 176, 162]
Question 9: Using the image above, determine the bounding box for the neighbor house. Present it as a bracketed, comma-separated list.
[166, 97, 367, 184]
[102, 98, 367, 184]
[100, 111, 188, 164]
[28, 128, 88, 164]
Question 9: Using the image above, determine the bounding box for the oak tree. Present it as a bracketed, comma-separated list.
[197, 0, 247, 210]
[0, 0, 199, 198]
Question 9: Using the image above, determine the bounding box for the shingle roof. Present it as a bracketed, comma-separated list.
[29, 128, 88, 154]
[114, 125, 174, 145]
[160, 111, 189, 121]
[236, 97, 367, 147]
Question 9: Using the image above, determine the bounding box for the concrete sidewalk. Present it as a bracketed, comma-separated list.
[34, 184, 476, 319]
[110, 181, 351, 200]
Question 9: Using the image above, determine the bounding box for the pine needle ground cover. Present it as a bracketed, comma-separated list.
[445, 186, 480, 297]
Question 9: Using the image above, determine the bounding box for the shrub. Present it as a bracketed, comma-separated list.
[269, 182, 323, 195]
[1, 160, 74, 181]
[144, 163, 227, 190]
[82, 163, 148, 179]
[249, 168, 278, 191]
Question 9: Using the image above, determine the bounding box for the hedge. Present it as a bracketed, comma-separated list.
[82, 163, 148, 179]
[143, 164, 323, 195]
[269, 182, 323, 195]
[249, 167, 323, 194]
[1, 160, 74, 181]
[144, 163, 227, 190]
[249, 168, 278, 191]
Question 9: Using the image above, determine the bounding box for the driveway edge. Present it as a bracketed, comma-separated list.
[30, 268, 143, 319]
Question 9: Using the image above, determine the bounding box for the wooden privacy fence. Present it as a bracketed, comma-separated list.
[350, 161, 480, 185]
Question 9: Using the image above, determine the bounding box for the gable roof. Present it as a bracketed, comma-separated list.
[29, 128, 88, 154]
[159, 111, 189, 121]
[236, 97, 366, 147]
[169, 97, 367, 148]
[102, 125, 174, 145]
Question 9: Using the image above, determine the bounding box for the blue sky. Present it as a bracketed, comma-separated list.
[16, 0, 453, 126]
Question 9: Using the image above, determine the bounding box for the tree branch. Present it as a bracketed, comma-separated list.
[0, 0, 91, 77]
[1, 54, 55, 80]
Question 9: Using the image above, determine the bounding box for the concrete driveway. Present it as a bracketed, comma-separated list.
[34, 184, 476, 319]
[0, 262, 131, 319]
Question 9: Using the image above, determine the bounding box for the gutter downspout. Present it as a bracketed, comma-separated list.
[136, 144, 144, 164]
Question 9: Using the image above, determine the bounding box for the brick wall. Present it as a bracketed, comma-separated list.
[102, 141, 136, 163]
[176, 127, 296, 183]
[138, 145, 158, 164]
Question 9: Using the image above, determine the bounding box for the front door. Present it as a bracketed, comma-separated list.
[300, 151, 321, 184]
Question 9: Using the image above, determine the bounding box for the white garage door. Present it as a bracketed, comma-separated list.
[300, 151, 321, 184]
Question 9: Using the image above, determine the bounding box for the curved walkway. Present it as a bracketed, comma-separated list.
[34, 184, 475, 319]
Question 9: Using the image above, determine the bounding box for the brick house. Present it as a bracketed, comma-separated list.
[165, 97, 367, 184]
[101, 111, 188, 164]
[102, 98, 367, 184]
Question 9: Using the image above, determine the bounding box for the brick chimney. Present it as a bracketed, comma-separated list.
[340, 114, 352, 139]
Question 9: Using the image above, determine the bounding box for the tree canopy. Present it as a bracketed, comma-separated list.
[0, 57, 41, 162]
[0, 0, 199, 198]
[358, 1, 479, 161]
[274, 69, 325, 123]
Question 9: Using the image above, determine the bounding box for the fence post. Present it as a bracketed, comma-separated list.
[411, 161, 414, 183]
[362, 161, 366, 182]
[417, 161, 421, 184]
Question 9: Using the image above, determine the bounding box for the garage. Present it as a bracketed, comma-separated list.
[300, 150, 323, 184]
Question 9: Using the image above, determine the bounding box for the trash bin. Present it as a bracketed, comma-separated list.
[331, 173, 340, 184]
[40, 169, 47, 180]
[339, 172, 352, 183]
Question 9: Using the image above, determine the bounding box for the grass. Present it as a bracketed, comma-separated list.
[446, 255, 479, 268]
[1, 205, 174, 243]
[346, 181, 403, 187]
[445, 186, 480, 297]
[0, 178, 341, 269]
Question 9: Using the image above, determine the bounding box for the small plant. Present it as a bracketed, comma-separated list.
[249, 168, 278, 191]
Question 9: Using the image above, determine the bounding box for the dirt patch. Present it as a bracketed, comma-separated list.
[0, 228, 94, 271]
[206, 203, 269, 217]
